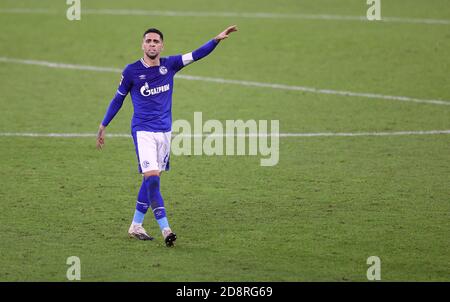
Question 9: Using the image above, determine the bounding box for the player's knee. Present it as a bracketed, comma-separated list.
[144, 171, 161, 191]
[143, 170, 160, 179]
[144, 172, 162, 200]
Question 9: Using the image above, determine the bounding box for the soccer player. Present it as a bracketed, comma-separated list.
[96, 25, 238, 247]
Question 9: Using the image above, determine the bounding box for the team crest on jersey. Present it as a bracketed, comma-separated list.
[159, 66, 168, 75]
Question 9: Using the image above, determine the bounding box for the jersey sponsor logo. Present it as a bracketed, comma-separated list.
[140, 82, 170, 97]
[159, 66, 168, 75]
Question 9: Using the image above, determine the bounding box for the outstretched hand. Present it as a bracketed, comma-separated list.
[214, 25, 238, 42]
[96, 124, 106, 150]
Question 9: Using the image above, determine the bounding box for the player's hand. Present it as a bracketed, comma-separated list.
[214, 25, 238, 42]
[96, 124, 106, 150]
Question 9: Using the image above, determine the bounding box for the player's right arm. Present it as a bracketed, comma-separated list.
[96, 67, 132, 150]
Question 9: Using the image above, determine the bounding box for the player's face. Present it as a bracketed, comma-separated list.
[142, 33, 164, 60]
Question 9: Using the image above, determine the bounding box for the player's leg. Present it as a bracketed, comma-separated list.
[128, 178, 154, 240]
[143, 131, 176, 247]
[128, 131, 158, 241]
[143, 170, 176, 247]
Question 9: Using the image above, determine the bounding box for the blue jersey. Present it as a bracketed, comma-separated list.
[119, 56, 183, 132]
[101, 39, 219, 133]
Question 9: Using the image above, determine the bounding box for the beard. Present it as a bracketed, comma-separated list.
[146, 52, 158, 60]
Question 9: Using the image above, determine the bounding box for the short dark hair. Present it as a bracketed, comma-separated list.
[143, 28, 164, 41]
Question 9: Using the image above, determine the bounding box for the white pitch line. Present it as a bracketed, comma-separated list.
[176, 74, 450, 106]
[1, 56, 449, 106]
[1, 130, 450, 138]
[0, 8, 58, 14]
[0, 8, 449, 25]
[0, 132, 127, 138]
[0, 57, 121, 73]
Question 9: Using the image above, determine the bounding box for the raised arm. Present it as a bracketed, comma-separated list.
[214, 25, 238, 43]
[179, 25, 238, 68]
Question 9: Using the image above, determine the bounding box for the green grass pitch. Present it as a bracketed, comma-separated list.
[0, 0, 449, 281]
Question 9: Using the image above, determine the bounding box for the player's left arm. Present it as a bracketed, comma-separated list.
[179, 25, 238, 68]
[213, 25, 238, 43]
